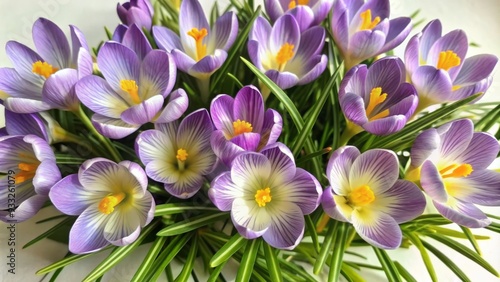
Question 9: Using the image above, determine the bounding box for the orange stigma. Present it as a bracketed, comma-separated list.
[120, 79, 141, 104]
[32, 61, 58, 78]
[359, 9, 381, 30]
[437, 50, 461, 71]
[366, 87, 389, 121]
[187, 28, 208, 61]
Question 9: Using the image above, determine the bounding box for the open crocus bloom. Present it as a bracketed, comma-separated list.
[210, 85, 283, 166]
[248, 15, 327, 90]
[321, 146, 426, 249]
[209, 143, 322, 249]
[265, 0, 334, 31]
[0, 135, 61, 222]
[49, 158, 155, 254]
[152, 0, 238, 79]
[117, 0, 154, 31]
[76, 40, 187, 139]
[405, 19, 498, 110]
[135, 109, 216, 199]
[339, 56, 418, 136]
[408, 119, 500, 228]
[0, 18, 92, 113]
[331, 0, 412, 70]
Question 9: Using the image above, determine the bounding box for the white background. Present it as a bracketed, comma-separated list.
[1, 0, 500, 281]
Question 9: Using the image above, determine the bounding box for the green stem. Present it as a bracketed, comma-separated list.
[72, 106, 122, 162]
[196, 76, 211, 104]
[338, 121, 364, 146]
[259, 82, 271, 102]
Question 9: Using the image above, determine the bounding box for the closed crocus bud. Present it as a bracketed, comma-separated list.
[117, 0, 154, 31]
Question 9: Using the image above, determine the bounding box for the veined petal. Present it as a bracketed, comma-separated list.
[231, 132, 261, 153]
[264, 70, 300, 90]
[419, 20, 443, 63]
[427, 29, 468, 80]
[458, 132, 499, 170]
[77, 48, 93, 79]
[433, 199, 490, 228]
[154, 88, 189, 123]
[210, 94, 235, 135]
[5, 41, 44, 86]
[140, 50, 176, 99]
[379, 17, 412, 54]
[49, 174, 101, 215]
[264, 0, 284, 22]
[125, 7, 153, 31]
[438, 119, 473, 163]
[4, 97, 51, 114]
[321, 187, 349, 222]
[0, 194, 47, 223]
[340, 92, 368, 125]
[211, 130, 246, 166]
[32, 160, 61, 195]
[327, 146, 360, 195]
[97, 42, 140, 93]
[260, 143, 296, 188]
[296, 55, 328, 85]
[76, 75, 129, 118]
[164, 173, 204, 199]
[231, 152, 271, 190]
[179, 0, 210, 57]
[120, 95, 164, 125]
[188, 50, 227, 77]
[122, 24, 153, 61]
[207, 12, 238, 53]
[210, 172, 244, 211]
[352, 208, 402, 249]
[362, 115, 407, 136]
[453, 54, 498, 85]
[276, 168, 321, 215]
[70, 25, 90, 68]
[445, 170, 500, 206]
[177, 109, 213, 156]
[269, 14, 300, 54]
[42, 68, 79, 110]
[104, 205, 142, 246]
[365, 57, 405, 98]
[118, 160, 149, 193]
[0, 67, 42, 99]
[5, 110, 48, 141]
[349, 149, 399, 195]
[136, 129, 175, 165]
[286, 6, 315, 32]
[347, 30, 385, 64]
[410, 128, 440, 168]
[232, 198, 272, 234]
[69, 204, 109, 254]
[411, 66, 453, 103]
[420, 160, 448, 202]
[91, 114, 140, 139]
[233, 85, 265, 133]
[171, 49, 196, 74]
[259, 109, 283, 148]
[153, 26, 183, 52]
[32, 18, 70, 69]
[263, 202, 305, 249]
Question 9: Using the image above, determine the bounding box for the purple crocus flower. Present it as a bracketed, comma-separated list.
[153, 0, 238, 80]
[0, 18, 92, 113]
[405, 20, 498, 111]
[135, 109, 216, 199]
[407, 119, 500, 228]
[76, 38, 187, 139]
[338, 56, 418, 136]
[0, 135, 61, 222]
[49, 158, 155, 254]
[248, 15, 327, 92]
[117, 0, 154, 31]
[0, 110, 50, 142]
[321, 146, 426, 249]
[209, 143, 322, 249]
[265, 0, 334, 31]
[210, 85, 283, 166]
[331, 0, 412, 70]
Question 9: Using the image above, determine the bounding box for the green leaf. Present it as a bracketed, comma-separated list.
[420, 239, 471, 282]
[372, 247, 402, 282]
[207, 260, 227, 282]
[341, 262, 365, 282]
[460, 226, 482, 255]
[329, 222, 351, 282]
[263, 243, 283, 282]
[37, 246, 113, 275]
[404, 232, 437, 282]
[393, 261, 417, 282]
[210, 233, 246, 267]
[154, 203, 220, 216]
[131, 236, 167, 282]
[236, 239, 262, 282]
[23, 217, 74, 249]
[174, 235, 199, 282]
[157, 212, 229, 236]
[82, 221, 159, 282]
[304, 215, 320, 253]
[35, 214, 68, 224]
[314, 220, 338, 274]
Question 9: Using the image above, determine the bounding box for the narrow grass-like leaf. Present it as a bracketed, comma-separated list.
[263, 243, 283, 282]
[82, 221, 159, 282]
[157, 212, 229, 236]
[35, 214, 68, 224]
[278, 257, 317, 282]
[304, 215, 320, 253]
[372, 247, 402, 282]
[393, 261, 417, 282]
[175, 235, 199, 282]
[23, 217, 74, 249]
[296, 147, 332, 165]
[155, 203, 219, 216]
[210, 233, 246, 267]
[474, 103, 500, 130]
[329, 222, 350, 282]
[423, 226, 489, 240]
[314, 220, 338, 274]
[131, 235, 167, 282]
[227, 73, 244, 88]
[236, 239, 262, 282]
[426, 233, 499, 276]
[486, 213, 500, 220]
[37, 245, 113, 275]
[460, 226, 482, 255]
[341, 262, 365, 282]
[207, 260, 227, 282]
[404, 232, 437, 282]
[420, 239, 471, 282]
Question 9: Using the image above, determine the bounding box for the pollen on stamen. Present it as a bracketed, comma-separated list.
[32, 61, 58, 79]
[359, 9, 381, 31]
[255, 187, 272, 207]
[437, 50, 461, 71]
[366, 87, 389, 121]
[15, 162, 38, 184]
[288, 0, 309, 9]
[187, 28, 208, 61]
[120, 79, 141, 104]
[441, 163, 473, 178]
[348, 185, 375, 207]
[233, 119, 253, 136]
[98, 193, 126, 214]
[276, 43, 295, 71]
[176, 148, 188, 162]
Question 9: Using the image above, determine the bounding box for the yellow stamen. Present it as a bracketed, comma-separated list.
[233, 119, 253, 136]
[440, 163, 473, 178]
[349, 185, 375, 206]
[120, 79, 141, 104]
[255, 187, 272, 207]
[32, 61, 58, 79]
[176, 148, 188, 162]
[98, 192, 126, 214]
[276, 43, 295, 71]
[366, 87, 389, 121]
[452, 85, 461, 91]
[15, 162, 38, 184]
[359, 9, 381, 31]
[437, 50, 461, 71]
[187, 28, 208, 61]
[288, 0, 309, 9]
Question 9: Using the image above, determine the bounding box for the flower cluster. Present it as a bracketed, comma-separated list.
[1, 0, 499, 281]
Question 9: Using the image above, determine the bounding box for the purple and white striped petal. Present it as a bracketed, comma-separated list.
[69, 203, 109, 254]
[444, 170, 500, 206]
[49, 174, 101, 215]
[352, 208, 402, 249]
[153, 26, 183, 52]
[76, 76, 129, 118]
[122, 24, 153, 61]
[231, 198, 272, 234]
[179, 0, 210, 57]
[327, 146, 360, 195]
[233, 85, 265, 133]
[433, 199, 490, 228]
[262, 202, 305, 249]
[120, 95, 164, 125]
[91, 114, 140, 139]
[349, 149, 399, 195]
[420, 160, 448, 203]
[97, 42, 140, 93]
[42, 68, 79, 111]
[321, 187, 349, 222]
[209, 172, 244, 211]
[32, 18, 70, 69]
[154, 88, 189, 124]
[5, 110, 49, 141]
[207, 12, 238, 52]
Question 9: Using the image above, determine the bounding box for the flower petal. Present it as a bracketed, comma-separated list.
[232, 198, 272, 235]
[42, 68, 79, 110]
[120, 95, 164, 125]
[76, 75, 129, 118]
[97, 42, 140, 92]
[207, 12, 238, 52]
[445, 170, 500, 206]
[263, 202, 305, 249]
[32, 18, 70, 69]
[91, 114, 140, 139]
[69, 204, 109, 254]
[420, 160, 448, 202]
[49, 174, 100, 215]
[321, 187, 349, 222]
[349, 149, 399, 194]
[327, 146, 360, 195]
[352, 208, 402, 249]
[153, 26, 183, 52]
[433, 199, 490, 228]
[140, 50, 176, 99]
[458, 132, 499, 170]
[269, 14, 300, 54]
[210, 172, 244, 211]
[122, 24, 153, 61]
[233, 85, 265, 133]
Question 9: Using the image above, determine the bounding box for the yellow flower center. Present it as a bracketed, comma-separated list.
[233, 119, 253, 136]
[255, 187, 272, 207]
[32, 61, 58, 79]
[366, 87, 389, 121]
[359, 9, 381, 31]
[288, 0, 309, 9]
[439, 163, 473, 178]
[348, 185, 375, 207]
[187, 28, 208, 61]
[437, 50, 461, 71]
[176, 148, 188, 162]
[276, 43, 295, 71]
[15, 162, 39, 184]
[120, 79, 141, 104]
[98, 192, 126, 214]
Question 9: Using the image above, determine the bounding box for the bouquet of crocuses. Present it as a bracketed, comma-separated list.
[1, 0, 500, 281]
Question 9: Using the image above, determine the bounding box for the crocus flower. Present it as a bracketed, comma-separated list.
[265, 0, 334, 31]
[338, 56, 418, 136]
[0, 110, 50, 142]
[0, 135, 61, 222]
[248, 15, 327, 91]
[405, 19, 498, 111]
[210, 85, 282, 166]
[135, 109, 216, 198]
[49, 158, 155, 254]
[0, 18, 92, 113]
[153, 0, 238, 80]
[321, 146, 426, 249]
[209, 143, 322, 249]
[331, 0, 412, 70]
[76, 39, 187, 139]
[117, 0, 154, 31]
[407, 119, 500, 228]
